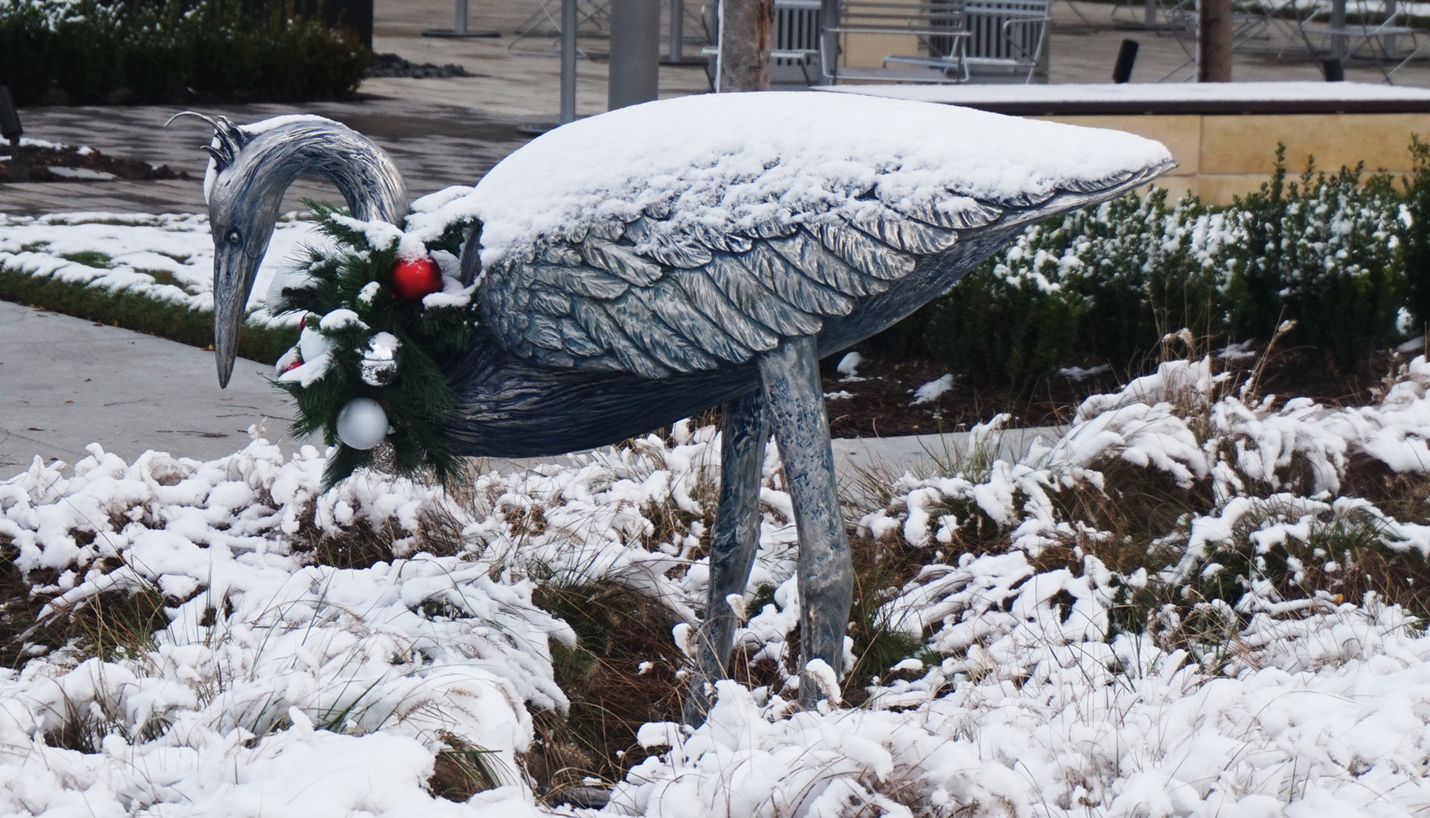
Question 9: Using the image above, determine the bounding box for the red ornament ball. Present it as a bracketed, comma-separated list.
[389, 255, 444, 301]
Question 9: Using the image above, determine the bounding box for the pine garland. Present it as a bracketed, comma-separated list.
[271, 202, 479, 489]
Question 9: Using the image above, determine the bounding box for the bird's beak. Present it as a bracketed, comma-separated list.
[213, 242, 260, 388]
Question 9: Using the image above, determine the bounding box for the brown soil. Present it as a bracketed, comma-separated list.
[0, 144, 188, 183]
[820, 343, 1403, 438]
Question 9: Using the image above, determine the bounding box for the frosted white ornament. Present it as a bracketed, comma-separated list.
[336, 397, 388, 450]
[298, 325, 330, 362]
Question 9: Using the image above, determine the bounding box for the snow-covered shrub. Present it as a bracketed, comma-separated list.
[1066, 189, 1225, 366]
[921, 188, 1227, 389]
[911, 149, 1412, 389]
[0, 438, 572, 801]
[0, 419, 812, 797]
[924, 226, 1084, 390]
[1226, 150, 1403, 366]
[861, 352, 1430, 691]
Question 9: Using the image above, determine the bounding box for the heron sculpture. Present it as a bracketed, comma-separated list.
[182, 93, 1173, 723]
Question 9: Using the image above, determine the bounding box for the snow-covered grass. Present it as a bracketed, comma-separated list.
[7, 349, 1430, 816]
[0, 211, 326, 329]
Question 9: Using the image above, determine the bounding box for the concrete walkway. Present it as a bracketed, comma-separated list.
[0, 301, 304, 473]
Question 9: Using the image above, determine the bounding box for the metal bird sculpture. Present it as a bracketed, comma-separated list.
[179, 93, 1174, 723]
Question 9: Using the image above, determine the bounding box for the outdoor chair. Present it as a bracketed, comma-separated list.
[819, 0, 973, 83]
[1285, 0, 1430, 81]
[961, 0, 1051, 82]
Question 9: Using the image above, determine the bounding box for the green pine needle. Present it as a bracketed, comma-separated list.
[272, 202, 481, 491]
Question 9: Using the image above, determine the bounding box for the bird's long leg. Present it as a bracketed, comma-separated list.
[683, 389, 768, 725]
[756, 335, 853, 708]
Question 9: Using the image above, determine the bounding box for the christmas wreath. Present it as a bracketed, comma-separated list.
[270, 202, 478, 489]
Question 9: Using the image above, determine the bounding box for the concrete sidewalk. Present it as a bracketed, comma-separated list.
[0, 301, 306, 473]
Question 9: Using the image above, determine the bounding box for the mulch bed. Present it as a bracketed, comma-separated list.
[0, 144, 188, 183]
[819, 344, 1402, 438]
[366, 52, 475, 79]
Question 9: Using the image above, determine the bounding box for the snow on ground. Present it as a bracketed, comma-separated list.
[0, 212, 328, 328]
[912, 373, 955, 405]
[7, 356, 1430, 816]
[837, 352, 865, 380]
[8, 137, 93, 154]
[1057, 363, 1112, 381]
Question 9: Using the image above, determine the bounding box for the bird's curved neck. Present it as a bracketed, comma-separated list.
[234, 119, 408, 225]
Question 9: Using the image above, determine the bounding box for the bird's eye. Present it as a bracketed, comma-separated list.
[227, 230, 241, 245]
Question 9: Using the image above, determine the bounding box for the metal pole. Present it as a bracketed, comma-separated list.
[1144, 0, 1157, 26]
[561, 0, 578, 123]
[819, 0, 839, 85]
[1386, 0, 1399, 57]
[1330, 0, 1347, 61]
[609, 0, 662, 110]
[423, 0, 499, 38]
[669, 0, 686, 61]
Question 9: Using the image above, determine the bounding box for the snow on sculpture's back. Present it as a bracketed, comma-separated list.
[406, 92, 1175, 265]
[183, 90, 1175, 724]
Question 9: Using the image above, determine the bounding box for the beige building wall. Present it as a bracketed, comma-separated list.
[1032, 112, 1430, 204]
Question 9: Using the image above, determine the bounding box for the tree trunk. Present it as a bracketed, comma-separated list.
[719, 0, 775, 92]
[1198, 0, 1233, 82]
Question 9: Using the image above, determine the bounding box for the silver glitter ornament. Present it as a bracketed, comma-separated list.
[359, 332, 402, 387]
[369, 439, 397, 473]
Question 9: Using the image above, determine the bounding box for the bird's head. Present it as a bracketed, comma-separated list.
[169, 112, 407, 387]
[208, 123, 283, 389]
[168, 112, 286, 387]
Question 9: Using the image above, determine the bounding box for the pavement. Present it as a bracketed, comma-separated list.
[0, 301, 302, 473]
[3, 0, 1424, 475]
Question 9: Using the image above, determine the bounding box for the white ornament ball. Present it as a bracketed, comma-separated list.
[336, 397, 388, 450]
[299, 325, 330, 363]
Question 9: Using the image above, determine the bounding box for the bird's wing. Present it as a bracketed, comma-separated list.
[477, 168, 1156, 380]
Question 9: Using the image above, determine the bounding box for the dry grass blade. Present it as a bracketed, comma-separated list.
[524, 582, 687, 799]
